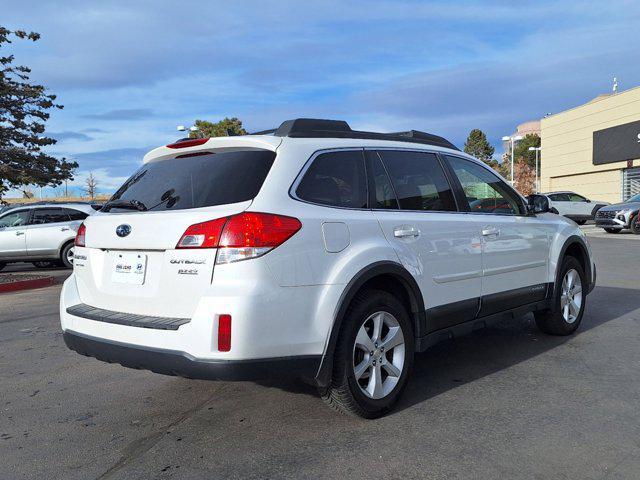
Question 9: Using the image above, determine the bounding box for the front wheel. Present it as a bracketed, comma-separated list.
[604, 228, 620, 234]
[321, 290, 414, 418]
[534, 256, 586, 336]
[60, 242, 75, 269]
[575, 219, 587, 225]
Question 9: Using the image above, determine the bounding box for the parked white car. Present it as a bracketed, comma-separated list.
[0, 203, 96, 270]
[540, 191, 609, 225]
[61, 119, 595, 418]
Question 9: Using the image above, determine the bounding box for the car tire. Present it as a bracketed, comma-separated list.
[575, 219, 587, 225]
[32, 261, 55, 269]
[604, 228, 620, 234]
[60, 242, 75, 269]
[630, 214, 640, 235]
[534, 256, 586, 336]
[0, 262, 5, 272]
[320, 289, 414, 418]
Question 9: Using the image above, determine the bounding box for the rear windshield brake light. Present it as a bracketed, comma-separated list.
[166, 138, 209, 149]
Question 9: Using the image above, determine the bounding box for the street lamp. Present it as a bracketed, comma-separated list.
[502, 135, 523, 184]
[177, 125, 201, 138]
[529, 146, 541, 193]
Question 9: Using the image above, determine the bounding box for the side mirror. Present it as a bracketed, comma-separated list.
[527, 194, 550, 214]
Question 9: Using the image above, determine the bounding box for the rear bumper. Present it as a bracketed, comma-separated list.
[64, 330, 321, 382]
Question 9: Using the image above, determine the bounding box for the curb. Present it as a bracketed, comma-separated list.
[0, 276, 55, 294]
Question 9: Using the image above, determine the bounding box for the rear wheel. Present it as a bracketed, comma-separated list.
[604, 228, 620, 234]
[630, 214, 640, 235]
[321, 290, 414, 418]
[32, 261, 55, 269]
[60, 242, 75, 269]
[534, 256, 585, 336]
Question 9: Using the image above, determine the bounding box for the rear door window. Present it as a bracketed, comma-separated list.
[377, 150, 456, 211]
[368, 152, 399, 209]
[295, 150, 367, 208]
[106, 150, 276, 212]
[31, 208, 69, 224]
[549, 193, 570, 202]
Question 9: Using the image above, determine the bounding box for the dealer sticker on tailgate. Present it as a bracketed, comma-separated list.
[111, 252, 147, 285]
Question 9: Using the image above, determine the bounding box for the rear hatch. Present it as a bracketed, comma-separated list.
[73, 144, 277, 318]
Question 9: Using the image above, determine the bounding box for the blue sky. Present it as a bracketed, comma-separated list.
[4, 0, 640, 197]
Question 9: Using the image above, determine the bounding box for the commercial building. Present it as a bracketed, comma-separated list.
[540, 86, 640, 203]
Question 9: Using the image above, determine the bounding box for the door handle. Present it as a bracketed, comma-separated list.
[15, 231, 25, 236]
[61, 227, 71, 232]
[394, 225, 420, 238]
[481, 227, 500, 237]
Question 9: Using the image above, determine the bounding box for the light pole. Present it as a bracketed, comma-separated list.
[177, 125, 201, 138]
[529, 146, 541, 193]
[502, 135, 523, 185]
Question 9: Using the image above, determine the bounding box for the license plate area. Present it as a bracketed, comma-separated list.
[111, 252, 147, 285]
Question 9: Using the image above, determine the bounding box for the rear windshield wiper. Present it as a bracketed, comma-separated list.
[102, 199, 148, 212]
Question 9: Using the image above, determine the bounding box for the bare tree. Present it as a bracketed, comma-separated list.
[83, 172, 98, 199]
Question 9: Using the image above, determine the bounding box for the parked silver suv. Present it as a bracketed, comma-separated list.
[594, 193, 640, 234]
[0, 203, 95, 270]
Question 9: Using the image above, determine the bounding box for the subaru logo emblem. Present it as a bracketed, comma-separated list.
[116, 224, 131, 237]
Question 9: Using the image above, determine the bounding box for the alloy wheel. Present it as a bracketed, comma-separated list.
[560, 268, 582, 324]
[352, 311, 405, 400]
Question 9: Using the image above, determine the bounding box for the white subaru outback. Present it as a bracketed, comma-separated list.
[61, 119, 595, 418]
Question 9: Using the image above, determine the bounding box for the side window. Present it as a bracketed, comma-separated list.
[549, 193, 569, 202]
[368, 152, 398, 209]
[64, 208, 89, 221]
[568, 193, 586, 202]
[445, 156, 524, 215]
[0, 210, 30, 228]
[31, 208, 69, 225]
[378, 150, 456, 211]
[296, 150, 367, 208]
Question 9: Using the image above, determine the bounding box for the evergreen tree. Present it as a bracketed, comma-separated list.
[0, 27, 77, 200]
[463, 129, 496, 165]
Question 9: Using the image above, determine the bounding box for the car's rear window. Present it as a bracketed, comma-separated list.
[106, 149, 275, 212]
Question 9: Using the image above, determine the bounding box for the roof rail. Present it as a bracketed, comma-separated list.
[270, 118, 459, 150]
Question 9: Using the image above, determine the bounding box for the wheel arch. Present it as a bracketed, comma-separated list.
[315, 261, 425, 387]
[58, 237, 75, 257]
[554, 235, 593, 298]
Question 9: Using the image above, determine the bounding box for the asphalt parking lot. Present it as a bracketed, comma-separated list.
[2, 233, 640, 480]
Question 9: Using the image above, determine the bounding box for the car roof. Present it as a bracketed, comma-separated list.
[143, 118, 463, 164]
[1, 203, 96, 213]
[143, 133, 467, 164]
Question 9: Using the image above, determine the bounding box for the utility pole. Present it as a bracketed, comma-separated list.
[529, 146, 541, 193]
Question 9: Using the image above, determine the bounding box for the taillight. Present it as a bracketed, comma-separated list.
[176, 212, 302, 263]
[176, 217, 227, 249]
[75, 223, 86, 247]
[218, 314, 232, 352]
[166, 138, 209, 149]
[217, 212, 301, 263]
